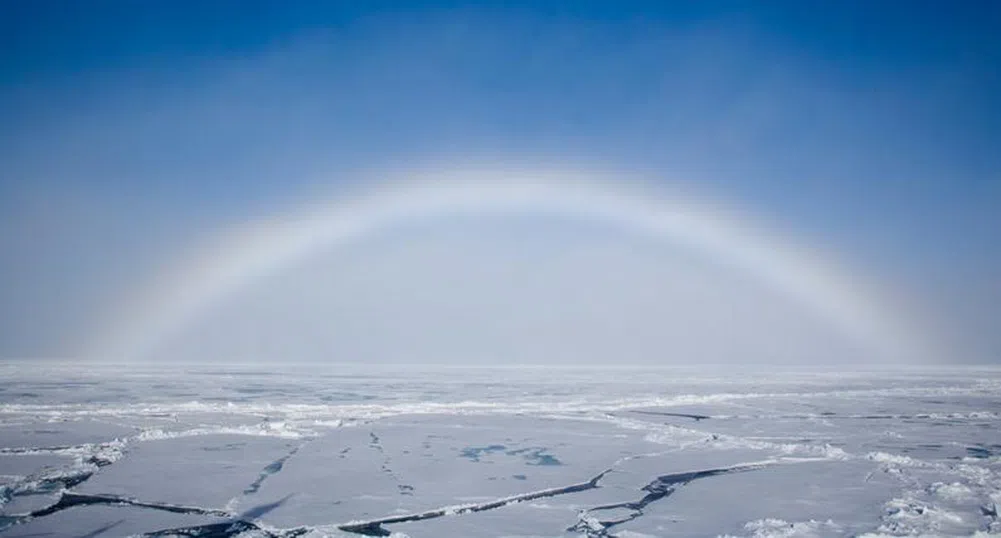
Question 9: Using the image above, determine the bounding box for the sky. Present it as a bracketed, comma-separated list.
[1, 1, 998, 364]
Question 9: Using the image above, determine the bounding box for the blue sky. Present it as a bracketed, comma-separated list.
[1, 1, 998, 363]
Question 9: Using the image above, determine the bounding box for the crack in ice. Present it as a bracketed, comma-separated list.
[337, 467, 614, 536]
[241, 443, 305, 496]
[568, 460, 777, 537]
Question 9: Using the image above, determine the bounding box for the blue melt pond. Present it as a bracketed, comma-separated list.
[460, 445, 508, 462]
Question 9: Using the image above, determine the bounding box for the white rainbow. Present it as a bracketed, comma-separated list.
[84, 166, 928, 363]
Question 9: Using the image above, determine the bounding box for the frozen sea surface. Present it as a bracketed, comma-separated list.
[0, 363, 999, 537]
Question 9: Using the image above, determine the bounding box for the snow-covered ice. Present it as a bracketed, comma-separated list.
[0, 364, 999, 537]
